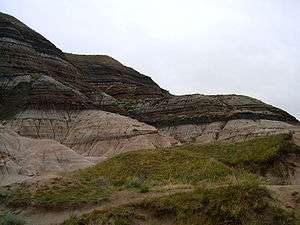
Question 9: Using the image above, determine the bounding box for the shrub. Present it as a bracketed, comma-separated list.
[30, 73, 41, 81]
[0, 210, 25, 225]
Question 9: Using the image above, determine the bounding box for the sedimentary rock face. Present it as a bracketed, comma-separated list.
[0, 12, 299, 187]
[0, 125, 93, 186]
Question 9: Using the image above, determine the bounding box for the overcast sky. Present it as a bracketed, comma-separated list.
[1, 0, 300, 119]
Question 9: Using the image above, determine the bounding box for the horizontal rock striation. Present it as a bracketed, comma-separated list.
[1, 12, 297, 128]
[0, 12, 121, 118]
[0, 13, 63, 57]
[160, 119, 300, 144]
[0, 13, 299, 148]
[127, 94, 299, 127]
[65, 53, 170, 100]
[1, 12, 300, 186]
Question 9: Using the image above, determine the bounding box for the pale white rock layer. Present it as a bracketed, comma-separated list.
[160, 119, 300, 144]
[0, 126, 93, 186]
[2, 109, 179, 157]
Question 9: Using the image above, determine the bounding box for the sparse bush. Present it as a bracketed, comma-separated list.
[6, 178, 109, 209]
[0, 210, 25, 225]
[0, 191, 8, 202]
[125, 178, 150, 193]
[63, 207, 135, 225]
[30, 73, 41, 81]
[139, 185, 150, 193]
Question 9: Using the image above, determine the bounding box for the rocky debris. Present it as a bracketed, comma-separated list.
[2, 109, 179, 158]
[0, 126, 93, 186]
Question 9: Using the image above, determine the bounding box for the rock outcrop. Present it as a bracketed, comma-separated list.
[1, 12, 297, 127]
[0, 12, 300, 186]
[65, 53, 169, 101]
[0, 126, 93, 186]
[126, 94, 298, 127]
[2, 109, 178, 159]
[160, 119, 300, 144]
[0, 12, 120, 118]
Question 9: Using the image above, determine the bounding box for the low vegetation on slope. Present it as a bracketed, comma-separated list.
[63, 178, 296, 225]
[0, 210, 25, 225]
[1, 134, 299, 209]
[177, 133, 300, 176]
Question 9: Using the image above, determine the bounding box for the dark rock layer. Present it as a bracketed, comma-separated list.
[65, 53, 169, 100]
[0, 12, 120, 117]
[126, 94, 298, 127]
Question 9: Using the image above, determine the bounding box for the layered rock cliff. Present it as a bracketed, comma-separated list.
[0, 12, 120, 117]
[0, 12, 299, 184]
[1, 12, 297, 126]
[65, 53, 169, 100]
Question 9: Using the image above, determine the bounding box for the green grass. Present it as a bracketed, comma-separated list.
[74, 133, 299, 186]
[3, 134, 298, 209]
[63, 178, 296, 225]
[174, 133, 300, 174]
[65, 53, 122, 66]
[169, 134, 300, 167]
[63, 208, 137, 225]
[75, 147, 235, 186]
[199, 134, 298, 164]
[0, 210, 25, 225]
[139, 181, 295, 225]
[5, 177, 109, 209]
[4, 148, 235, 208]
[30, 73, 41, 81]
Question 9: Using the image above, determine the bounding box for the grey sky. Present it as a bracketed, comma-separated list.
[1, 0, 300, 119]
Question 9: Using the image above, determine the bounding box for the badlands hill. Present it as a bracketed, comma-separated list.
[0, 12, 300, 225]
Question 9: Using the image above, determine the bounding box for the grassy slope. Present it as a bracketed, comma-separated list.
[2, 134, 299, 210]
[75, 133, 299, 184]
[63, 178, 295, 225]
